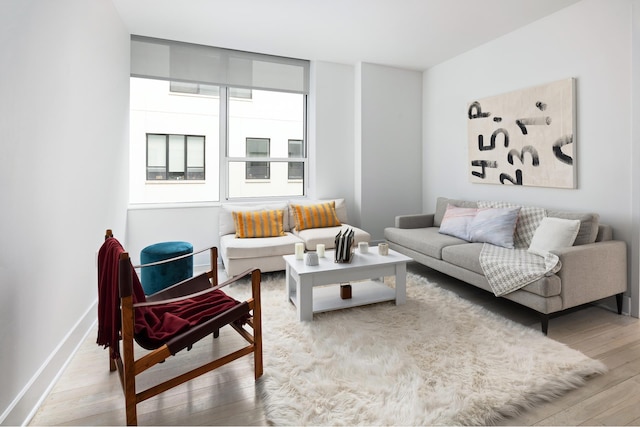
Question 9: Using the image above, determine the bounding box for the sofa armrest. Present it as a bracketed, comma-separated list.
[395, 214, 434, 229]
[552, 240, 627, 310]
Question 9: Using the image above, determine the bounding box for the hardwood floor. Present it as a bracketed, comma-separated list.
[29, 263, 640, 426]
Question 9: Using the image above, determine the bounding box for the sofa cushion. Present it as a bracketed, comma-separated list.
[434, 197, 478, 227]
[219, 202, 290, 236]
[441, 244, 562, 297]
[220, 232, 302, 259]
[441, 243, 484, 275]
[547, 210, 600, 245]
[288, 198, 348, 227]
[478, 201, 545, 249]
[439, 204, 477, 241]
[384, 226, 467, 259]
[291, 201, 341, 231]
[232, 209, 285, 238]
[294, 225, 370, 251]
[528, 217, 580, 257]
[468, 207, 521, 249]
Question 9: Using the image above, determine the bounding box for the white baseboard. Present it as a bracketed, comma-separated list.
[1, 302, 97, 426]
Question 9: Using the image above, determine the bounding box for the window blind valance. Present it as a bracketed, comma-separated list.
[131, 35, 310, 94]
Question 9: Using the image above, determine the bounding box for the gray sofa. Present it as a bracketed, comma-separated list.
[219, 198, 370, 277]
[384, 197, 627, 333]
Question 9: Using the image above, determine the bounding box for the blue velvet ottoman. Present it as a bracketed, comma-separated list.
[140, 241, 193, 295]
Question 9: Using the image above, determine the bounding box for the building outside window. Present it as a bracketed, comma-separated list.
[146, 134, 205, 181]
[245, 138, 270, 179]
[288, 139, 304, 180]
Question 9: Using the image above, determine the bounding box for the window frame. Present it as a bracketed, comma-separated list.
[145, 133, 206, 182]
[287, 139, 304, 180]
[222, 87, 308, 200]
[245, 137, 271, 180]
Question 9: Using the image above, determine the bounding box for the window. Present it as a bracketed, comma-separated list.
[246, 138, 270, 179]
[288, 139, 304, 180]
[146, 134, 205, 181]
[227, 89, 305, 198]
[170, 82, 252, 99]
[129, 36, 309, 203]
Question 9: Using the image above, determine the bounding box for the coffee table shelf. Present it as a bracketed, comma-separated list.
[311, 280, 396, 314]
[283, 248, 413, 321]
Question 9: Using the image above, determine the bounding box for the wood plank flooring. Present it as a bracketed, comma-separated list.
[29, 263, 640, 426]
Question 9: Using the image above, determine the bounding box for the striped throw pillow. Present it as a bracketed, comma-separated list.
[291, 201, 341, 231]
[232, 210, 285, 238]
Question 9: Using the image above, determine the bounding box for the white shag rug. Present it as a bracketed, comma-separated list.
[226, 272, 607, 426]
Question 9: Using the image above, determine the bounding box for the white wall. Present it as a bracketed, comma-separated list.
[357, 63, 423, 241]
[423, 0, 637, 315]
[0, 0, 130, 424]
[631, 0, 640, 320]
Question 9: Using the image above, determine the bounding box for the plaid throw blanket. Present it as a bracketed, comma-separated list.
[477, 202, 561, 296]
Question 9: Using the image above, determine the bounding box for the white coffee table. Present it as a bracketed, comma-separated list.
[283, 248, 413, 321]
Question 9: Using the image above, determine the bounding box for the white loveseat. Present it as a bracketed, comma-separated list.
[219, 199, 371, 277]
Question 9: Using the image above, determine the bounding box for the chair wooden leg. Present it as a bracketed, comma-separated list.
[121, 295, 138, 425]
[252, 269, 263, 379]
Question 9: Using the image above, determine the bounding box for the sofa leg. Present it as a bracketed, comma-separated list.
[540, 315, 549, 335]
[616, 293, 624, 315]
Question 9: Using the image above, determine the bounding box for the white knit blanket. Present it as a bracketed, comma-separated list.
[480, 244, 561, 296]
[477, 201, 561, 296]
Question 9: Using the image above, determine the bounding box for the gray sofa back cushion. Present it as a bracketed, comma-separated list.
[434, 197, 478, 227]
[434, 196, 601, 246]
[547, 210, 600, 245]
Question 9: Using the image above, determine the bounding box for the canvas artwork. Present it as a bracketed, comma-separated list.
[467, 78, 576, 188]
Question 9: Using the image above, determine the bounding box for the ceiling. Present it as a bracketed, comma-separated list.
[111, 0, 581, 71]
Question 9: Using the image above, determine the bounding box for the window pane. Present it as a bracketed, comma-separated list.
[246, 138, 269, 157]
[130, 77, 220, 203]
[230, 161, 303, 197]
[228, 89, 305, 198]
[288, 162, 303, 180]
[187, 136, 205, 167]
[168, 135, 185, 178]
[147, 135, 166, 167]
[288, 139, 303, 157]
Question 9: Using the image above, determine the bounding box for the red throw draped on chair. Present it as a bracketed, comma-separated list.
[97, 237, 245, 353]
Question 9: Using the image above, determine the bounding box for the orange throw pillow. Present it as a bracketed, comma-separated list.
[232, 209, 285, 238]
[291, 201, 341, 231]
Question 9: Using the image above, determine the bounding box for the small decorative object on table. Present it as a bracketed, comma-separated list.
[378, 243, 389, 256]
[334, 228, 355, 263]
[340, 284, 352, 299]
[304, 251, 319, 266]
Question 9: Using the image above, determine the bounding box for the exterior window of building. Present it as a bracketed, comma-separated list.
[288, 139, 304, 180]
[146, 134, 205, 181]
[246, 138, 270, 179]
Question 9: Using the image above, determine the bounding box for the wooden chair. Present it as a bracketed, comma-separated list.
[97, 230, 262, 425]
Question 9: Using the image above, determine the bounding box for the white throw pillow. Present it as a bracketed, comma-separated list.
[528, 217, 581, 257]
